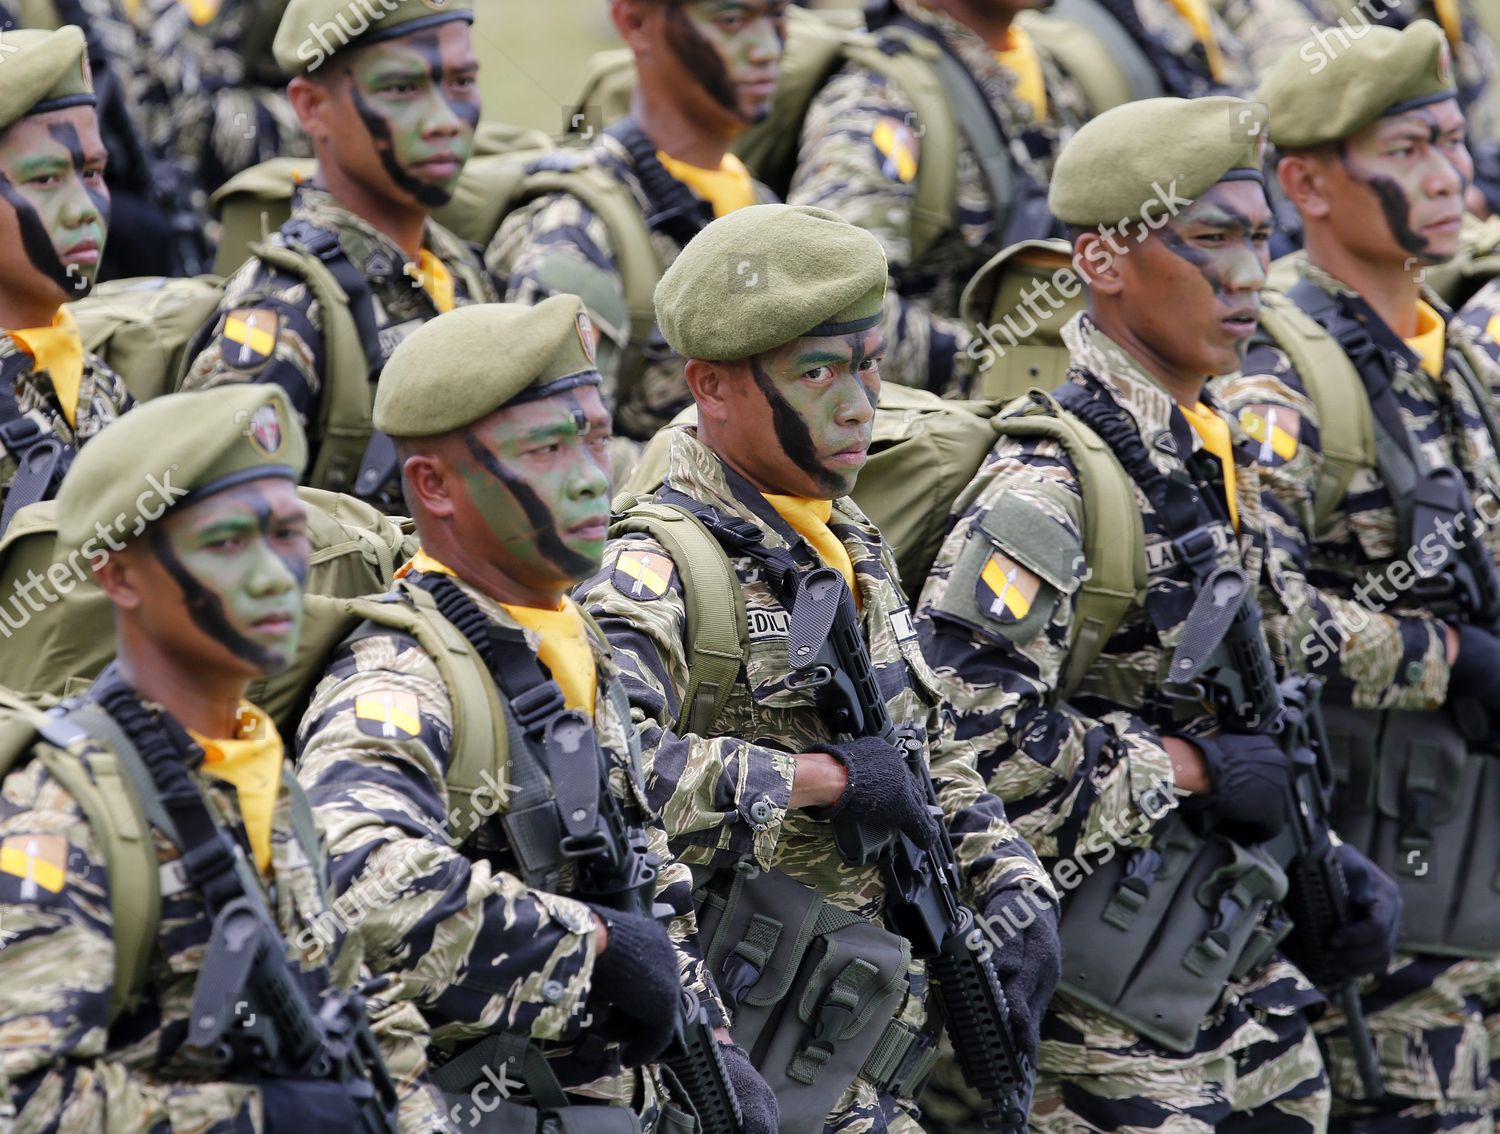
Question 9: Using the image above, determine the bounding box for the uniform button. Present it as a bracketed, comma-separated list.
[749, 798, 773, 824]
[542, 980, 565, 1004]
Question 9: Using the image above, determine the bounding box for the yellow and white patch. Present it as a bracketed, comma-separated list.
[614, 549, 675, 601]
[1238, 404, 1300, 466]
[355, 691, 422, 740]
[221, 309, 280, 373]
[871, 117, 919, 184]
[0, 834, 67, 897]
[976, 550, 1040, 624]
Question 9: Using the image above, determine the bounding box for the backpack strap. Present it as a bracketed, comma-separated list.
[986, 392, 1146, 699]
[254, 220, 383, 498]
[1041, 0, 1165, 103]
[1255, 291, 1376, 537]
[0, 354, 74, 538]
[608, 499, 748, 737]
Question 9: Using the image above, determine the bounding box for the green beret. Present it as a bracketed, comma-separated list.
[274, 0, 473, 75]
[1049, 96, 1267, 229]
[655, 204, 888, 362]
[1258, 21, 1455, 148]
[374, 296, 603, 438]
[56, 386, 307, 550]
[0, 27, 94, 135]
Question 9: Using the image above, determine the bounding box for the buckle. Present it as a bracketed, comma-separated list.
[0, 416, 44, 454]
[508, 684, 567, 731]
[1174, 525, 1221, 569]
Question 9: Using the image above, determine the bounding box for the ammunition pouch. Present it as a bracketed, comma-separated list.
[694, 866, 936, 1133]
[1056, 813, 1289, 1052]
[1323, 705, 1500, 957]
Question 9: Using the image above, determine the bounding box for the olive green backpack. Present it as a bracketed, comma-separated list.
[611, 385, 1146, 735]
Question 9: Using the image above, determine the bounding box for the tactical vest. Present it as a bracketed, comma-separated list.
[0, 685, 327, 1024]
[1286, 280, 1500, 958]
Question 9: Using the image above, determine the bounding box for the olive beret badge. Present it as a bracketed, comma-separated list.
[247, 403, 284, 457]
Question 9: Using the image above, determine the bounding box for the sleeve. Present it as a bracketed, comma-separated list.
[179, 267, 329, 428]
[1213, 347, 1452, 710]
[0, 758, 265, 1133]
[786, 65, 969, 395]
[364, 992, 455, 1134]
[912, 441, 1179, 869]
[643, 818, 729, 1029]
[293, 632, 601, 1045]
[575, 536, 798, 871]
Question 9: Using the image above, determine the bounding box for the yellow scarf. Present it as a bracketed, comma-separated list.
[656, 151, 757, 218]
[763, 495, 861, 606]
[398, 549, 598, 715]
[8, 308, 84, 427]
[191, 703, 284, 875]
[1431, 0, 1464, 49]
[1166, 0, 1225, 81]
[124, 0, 220, 23]
[995, 26, 1048, 122]
[406, 249, 456, 314]
[1404, 300, 1446, 379]
[1178, 401, 1240, 532]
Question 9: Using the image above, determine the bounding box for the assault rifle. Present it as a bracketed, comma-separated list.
[787, 566, 1032, 1132]
[1169, 565, 1386, 1101]
[185, 897, 400, 1134]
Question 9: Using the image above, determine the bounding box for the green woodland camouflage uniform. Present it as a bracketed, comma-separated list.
[295, 569, 723, 1124]
[0, 708, 446, 1133]
[786, 0, 1088, 398]
[579, 427, 1055, 1133]
[487, 129, 777, 442]
[0, 335, 133, 510]
[1214, 262, 1500, 1132]
[915, 314, 1334, 1132]
[182, 185, 499, 497]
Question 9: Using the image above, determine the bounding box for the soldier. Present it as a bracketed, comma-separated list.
[0, 26, 132, 532]
[0, 383, 447, 1132]
[915, 96, 1401, 1131]
[488, 0, 785, 442]
[581, 203, 1062, 1132]
[181, 0, 498, 514]
[294, 298, 779, 1133]
[1216, 23, 1500, 1132]
[786, 0, 1091, 396]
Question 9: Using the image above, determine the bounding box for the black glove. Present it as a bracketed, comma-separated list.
[1449, 624, 1500, 703]
[717, 1042, 779, 1134]
[1326, 843, 1401, 979]
[589, 908, 681, 1066]
[260, 1079, 363, 1133]
[982, 887, 1062, 1059]
[816, 736, 938, 844]
[1190, 732, 1290, 843]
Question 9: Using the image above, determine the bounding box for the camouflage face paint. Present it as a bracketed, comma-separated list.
[749, 330, 880, 498]
[149, 482, 309, 676]
[345, 26, 479, 208]
[1338, 104, 1470, 265]
[458, 390, 613, 588]
[666, 1, 787, 123]
[0, 110, 109, 298]
[1156, 184, 1270, 303]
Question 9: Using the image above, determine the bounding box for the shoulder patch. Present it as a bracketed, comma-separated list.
[355, 691, 423, 739]
[0, 834, 67, 897]
[871, 116, 919, 184]
[613, 548, 675, 600]
[220, 308, 281, 374]
[976, 550, 1041, 624]
[1238, 404, 1300, 466]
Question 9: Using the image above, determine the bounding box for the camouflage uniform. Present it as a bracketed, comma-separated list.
[0, 697, 446, 1133]
[0, 334, 133, 513]
[579, 426, 1055, 1133]
[487, 125, 777, 442]
[1094, 0, 1255, 96]
[182, 185, 499, 504]
[914, 314, 1332, 1132]
[1214, 262, 1500, 1132]
[1212, 0, 1339, 80]
[295, 570, 722, 1127]
[1457, 274, 1500, 352]
[786, 0, 1089, 397]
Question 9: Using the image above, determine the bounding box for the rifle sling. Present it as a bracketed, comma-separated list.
[0, 354, 74, 537]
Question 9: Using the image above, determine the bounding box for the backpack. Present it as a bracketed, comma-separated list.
[611, 387, 1146, 733]
[0, 488, 415, 700]
[962, 241, 1376, 536]
[1017, 0, 1163, 116]
[0, 686, 326, 1023]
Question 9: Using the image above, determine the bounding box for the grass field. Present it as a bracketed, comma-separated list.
[470, 3, 622, 134]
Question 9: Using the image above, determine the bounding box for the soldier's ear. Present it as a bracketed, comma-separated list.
[1277, 152, 1333, 222]
[92, 543, 145, 612]
[1073, 232, 1124, 295]
[684, 358, 733, 424]
[402, 451, 460, 521]
[288, 74, 335, 142]
[612, 0, 655, 55]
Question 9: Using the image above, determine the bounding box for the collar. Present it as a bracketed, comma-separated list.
[1294, 259, 1456, 372]
[290, 184, 462, 282]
